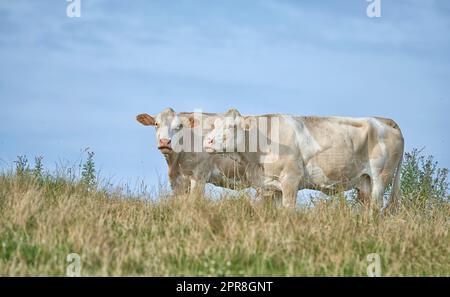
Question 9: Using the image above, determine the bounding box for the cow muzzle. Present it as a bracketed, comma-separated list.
[158, 138, 172, 153]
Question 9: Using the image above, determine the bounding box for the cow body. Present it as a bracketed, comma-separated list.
[204, 110, 404, 210]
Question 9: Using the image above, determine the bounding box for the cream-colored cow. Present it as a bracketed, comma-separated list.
[203, 109, 404, 211]
[136, 108, 249, 194]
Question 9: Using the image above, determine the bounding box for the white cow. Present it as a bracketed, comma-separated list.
[203, 109, 404, 211]
[136, 108, 249, 195]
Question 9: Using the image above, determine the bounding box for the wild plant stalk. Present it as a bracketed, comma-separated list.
[81, 150, 96, 190]
[33, 156, 44, 181]
[401, 148, 449, 209]
[14, 155, 29, 176]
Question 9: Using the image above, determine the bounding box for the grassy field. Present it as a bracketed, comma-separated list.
[0, 163, 449, 276]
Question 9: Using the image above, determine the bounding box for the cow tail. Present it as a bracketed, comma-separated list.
[387, 145, 404, 211]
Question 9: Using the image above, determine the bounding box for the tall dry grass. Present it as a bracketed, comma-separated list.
[0, 168, 449, 276]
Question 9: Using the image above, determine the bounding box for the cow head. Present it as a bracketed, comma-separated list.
[203, 108, 248, 153]
[136, 107, 197, 155]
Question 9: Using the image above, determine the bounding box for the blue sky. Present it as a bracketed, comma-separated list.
[1, 0, 449, 190]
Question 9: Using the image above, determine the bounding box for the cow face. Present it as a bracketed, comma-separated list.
[136, 108, 188, 155]
[204, 109, 246, 153]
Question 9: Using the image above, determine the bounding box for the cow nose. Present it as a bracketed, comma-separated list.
[159, 138, 171, 147]
[206, 138, 214, 145]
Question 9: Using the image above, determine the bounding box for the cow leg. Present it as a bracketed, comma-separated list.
[255, 188, 268, 201]
[280, 165, 302, 208]
[356, 174, 371, 206]
[273, 191, 282, 206]
[189, 179, 205, 196]
[255, 189, 280, 206]
[370, 177, 386, 213]
[171, 176, 190, 195]
[280, 180, 299, 208]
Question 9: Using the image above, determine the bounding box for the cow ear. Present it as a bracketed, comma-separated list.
[136, 113, 156, 126]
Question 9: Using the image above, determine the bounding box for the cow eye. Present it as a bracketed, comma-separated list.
[155, 122, 160, 127]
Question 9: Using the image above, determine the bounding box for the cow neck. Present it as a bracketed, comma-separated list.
[164, 151, 182, 179]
